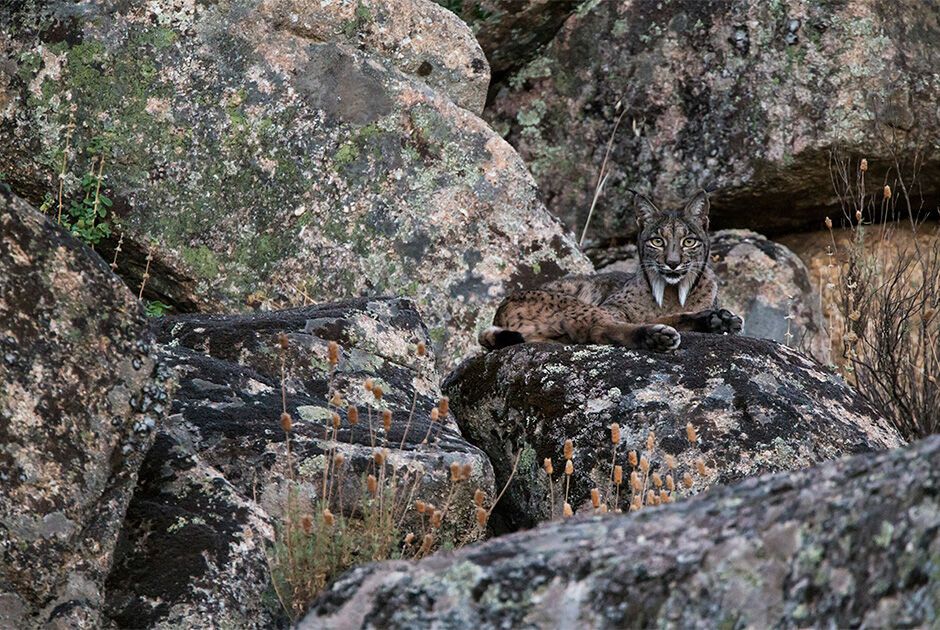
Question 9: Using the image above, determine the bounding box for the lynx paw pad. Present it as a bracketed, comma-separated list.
[706, 309, 744, 334]
[643, 324, 681, 352]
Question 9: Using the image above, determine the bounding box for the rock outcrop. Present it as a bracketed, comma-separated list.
[105, 298, 495, 627]
[487, 0, 940, 242]
[597, 229, 830, 364]
[443, 334, 902, 529]
[0, 0, 590, 368]
[0, 188, 169, 628]
[303, 435, 940, 629]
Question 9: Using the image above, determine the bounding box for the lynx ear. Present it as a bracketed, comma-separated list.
[684, 189, 709, 229]
[631, 191, 659, 228]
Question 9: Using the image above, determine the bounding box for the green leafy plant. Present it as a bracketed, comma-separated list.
[63, 158, 112, 247]
[145, 300, 172, 317]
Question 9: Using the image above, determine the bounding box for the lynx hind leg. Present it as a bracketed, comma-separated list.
[479, 326, 526, 350]
[695, 308, 744, 334]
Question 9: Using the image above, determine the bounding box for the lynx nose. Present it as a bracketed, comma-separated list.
[665, 258, 681, 271]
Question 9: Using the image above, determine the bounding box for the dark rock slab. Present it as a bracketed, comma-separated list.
[302, 435, 940, 629]
[443, 334, 902, 530]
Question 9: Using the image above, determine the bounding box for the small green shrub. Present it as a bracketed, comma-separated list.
[63, 164, 112, 247]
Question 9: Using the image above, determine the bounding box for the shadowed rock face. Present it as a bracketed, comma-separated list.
[0, 0, 590, 369]
[443, 334, 901, 530]
[0, 189, 169, 628]
[596, 229, 830, 364]
[302, 435, 940, 629]
[486, 0, 940, 243]
[105, 298, 495, 628]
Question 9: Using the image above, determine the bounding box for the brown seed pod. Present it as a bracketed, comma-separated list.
[382, 409, 392, 432]
[280, 412, 292, 432]
[564, 439, 574, 460]
[613, 465, 623, 485]
[543, 458, 554, 475]
[438, 397, 449, 416]
[367, 474, 378, 495]
[327, 340, 339, 366]
[474, 489, 485, 507]
[610, 423, 621, 445]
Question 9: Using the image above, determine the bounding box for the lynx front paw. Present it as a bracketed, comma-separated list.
[702, 309, 743, 334]
[641, 324, 681, 352]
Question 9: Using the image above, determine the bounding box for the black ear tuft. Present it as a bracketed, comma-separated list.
[629, 190, 659, 227]
[684, 189, 709, 229]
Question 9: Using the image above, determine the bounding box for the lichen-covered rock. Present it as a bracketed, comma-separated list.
[105, 298, 495, 627]
[0, 0, 589, 369]
[302, 435, 940, 629]
[439, 0, 580, 76]
[443, 334, 902, 529]
[597, 229, 830, 364]
[263, 0, 490, 113]
[487, 0, 940, 243]
[105, 431, 278, 629]
[0, 188, 169, 628]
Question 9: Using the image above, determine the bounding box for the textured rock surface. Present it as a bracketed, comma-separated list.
[443, 334, 902, 529]
[105, 298, 495, 628]
[303, 435, 940, 629]
[440, 0, 580, 77]
[0, 0, 590, 369]
[0, 188, 169, 627]
[487, 0, 940, 242]
[597, 229, 830, 364]
[264, 0, 490, 113]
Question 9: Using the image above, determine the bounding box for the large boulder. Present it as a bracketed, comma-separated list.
[105, 298, 495, 627]
[486, 0, 940, 242]
[443, 334, 902, 530]
[596, 229, 830, 364]
[0, 188, 169, 627]
[303, 435, 940, 628]
[0, 0, 590, 369]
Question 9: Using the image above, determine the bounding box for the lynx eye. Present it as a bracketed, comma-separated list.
[648, 237, 665, 248]
[682, 237, 699, 248]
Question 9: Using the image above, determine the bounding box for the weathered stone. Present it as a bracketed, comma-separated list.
[487, 0, 940, 243]
[596, 229, 830, 364]
[0, 187, 169, 628]
[0, 0, 589, 369]
[439, 0, 580, 77]
[303, 435, 940, 628]
[443, 334, 902, 530]
[263, 0, 490, 113]
[105, 298, 495, 627]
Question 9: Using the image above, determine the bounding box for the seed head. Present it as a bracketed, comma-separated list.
[430, 510, 443, 529]
[301, 513, 313, 535]
[474, 488, 485, 507]
[855, 209, 863, 223]
[438, 397, 449, 416]
[860, 158, 868, 172]
[415, 500, 426, 513]
[374, 450, 385, 466]
[327, 340, 340, 366]
[665, 454, 676, 469]
[404, 532, 415, 545]
[659, 489, 670, 503]
[280, 412, 292, 432]
[652, 472, 663, 488]
[563, 439, 574, 460]
[450, 461, 461, 482]
[430, 407, 440, 422]
[695, 458, 707, 476]
[630, 471, 642, 492]
[884, 184, 892, 199]
[330, 392, 343, 407]
[543, 458, 554, 475]
[613, 465, 623, 485]
[277, 332, 289, 350]
[367, 474, 378, 495]
[610, 423, 621, 445]
[332, 412, 341, 430]
[666, 474, 675, 491]
[420, 533, 434, 554]
[646, 490, 657, 505]
[323, 508, 335, 527]
[383, 409, 392, 432]
[640, 455, 650, 473]
[364, 378, 374, 391]
[628, 450, 638, 467]
[461, 463, 473, 480]
[825, 216, 833, 230]
[372, 385, 384, 401]
[416, 341, 427, 357]
[563, 502, 573, 518]
[590, 488, 601, 508]
[686, 422, 698, 443]
[682, 472, 693, 488]
[630, 496, 641, 511]
[476, 507, 488, 527]
[646, 431, 655, 452]
[333, 453, 345, 467]
[564, 460, 574, 475]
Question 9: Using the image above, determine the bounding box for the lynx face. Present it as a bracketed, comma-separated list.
[634, 190, 711, 307]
